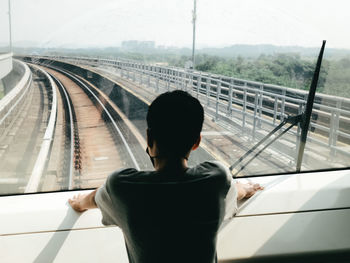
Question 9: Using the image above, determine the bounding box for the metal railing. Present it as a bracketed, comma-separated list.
[33, 56, 350, 164]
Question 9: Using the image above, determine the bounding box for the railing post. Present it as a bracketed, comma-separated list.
[215, 80, 221, 121]
[206, 74, 211, 106]
[175, 70, 179, 89]
[252, 92, 258, 140]
[295, 102, 304, 163]
[196, 73, 201, 99]
[179, 71, 181, 90]
[227, 79, 233, 117]
[160, 68, 163, 90]
[330, 100, 341, 156]
[183, 72, 187, 91]
[281, 88, 286, 122]
[168, 69, 172, 90]
[140, 65, 143, 85]
[167, 69, 170, 91]
[273, 96, 278, 125]
[121, 63, 124, 78]
[160, 68, 164, 90]
[190, 72, 194, 95]
[258, 84, 263, 127]
[182, 71, 185, 90]
[156, 69, 160, 92]
[242, 84, 247, 133]
[329, 110, 335, 148]
[175, 70, 178, 89]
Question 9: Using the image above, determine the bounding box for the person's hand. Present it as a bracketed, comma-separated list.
[68, 193, 89, 212]
[68, 190, 98, 212]
[236, 181, 264, 200]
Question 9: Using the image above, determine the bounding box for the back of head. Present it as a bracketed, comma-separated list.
[147, 90, 204, 158]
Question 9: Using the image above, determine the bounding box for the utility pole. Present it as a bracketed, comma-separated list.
[191, 0, 197, 69]
[8, 0, 12, 53]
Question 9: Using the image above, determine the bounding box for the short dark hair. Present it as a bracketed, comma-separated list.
[147, 90, 204, 157]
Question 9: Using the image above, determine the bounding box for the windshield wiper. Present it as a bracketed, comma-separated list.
[296, 40, 326, 172]
[230, 40, 326, 177]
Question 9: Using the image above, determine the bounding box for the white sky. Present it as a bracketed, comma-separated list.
[1, 0, 350, 49]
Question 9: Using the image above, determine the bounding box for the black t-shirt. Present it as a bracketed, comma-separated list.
[95, 161, 237, 263]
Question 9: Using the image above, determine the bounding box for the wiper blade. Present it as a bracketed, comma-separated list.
[296, 40, 326, 172]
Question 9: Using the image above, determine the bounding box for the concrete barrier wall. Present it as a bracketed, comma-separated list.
[0, 60, 32, 141]
[0, 53, 13, 80]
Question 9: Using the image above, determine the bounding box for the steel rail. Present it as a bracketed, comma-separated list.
[48, 73, 74, 190]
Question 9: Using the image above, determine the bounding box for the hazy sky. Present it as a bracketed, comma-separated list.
[1, 0, 350, 49]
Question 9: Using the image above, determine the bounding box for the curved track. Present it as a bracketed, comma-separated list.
[40, 65, 143, 190]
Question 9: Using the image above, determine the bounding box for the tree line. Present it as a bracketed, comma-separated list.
[169, 53, 350, 99]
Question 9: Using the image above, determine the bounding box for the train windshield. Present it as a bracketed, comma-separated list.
[0, 0, 350, 195]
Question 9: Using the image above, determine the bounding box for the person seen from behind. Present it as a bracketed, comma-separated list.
[69, 90, 263, 263]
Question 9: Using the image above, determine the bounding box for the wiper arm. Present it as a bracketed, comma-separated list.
[230, 114, 302, 176]
[230, 41, 326, 177]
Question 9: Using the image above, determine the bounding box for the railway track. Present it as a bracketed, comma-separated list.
[0, 61, 154, 194]
[38, 65, 149, 191]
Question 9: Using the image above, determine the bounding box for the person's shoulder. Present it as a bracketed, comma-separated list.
[107, 168, 154, 185]
[106, 168, 138, 185]
[188, 160, 230, 180]
[196, 160, 229, 174]
[191, 161, 232, 187]
[110, 168, 139, 177]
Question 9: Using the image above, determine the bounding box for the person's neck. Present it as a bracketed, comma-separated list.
[154, 158, 188, 173]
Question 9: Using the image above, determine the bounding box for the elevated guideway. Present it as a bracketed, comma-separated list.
[37, 55, 350, 174]
[24, 57, 292, 176]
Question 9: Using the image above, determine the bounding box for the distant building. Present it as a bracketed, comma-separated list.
[121, 40, 155, 50]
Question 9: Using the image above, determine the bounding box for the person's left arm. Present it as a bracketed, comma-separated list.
[236, 181, 264, 200]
